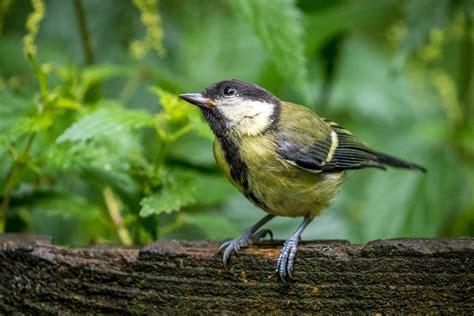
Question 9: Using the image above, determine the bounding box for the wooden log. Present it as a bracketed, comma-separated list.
[0, 234, 473, 313]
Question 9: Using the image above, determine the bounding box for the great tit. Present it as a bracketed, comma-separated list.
[180, 79, 425, 282]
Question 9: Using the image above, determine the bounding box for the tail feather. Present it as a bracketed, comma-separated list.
[376, 152, 426, 172]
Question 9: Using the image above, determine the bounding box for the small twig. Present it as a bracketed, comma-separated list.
[73, 0, 95, 65]
[103, 186, 132, 246]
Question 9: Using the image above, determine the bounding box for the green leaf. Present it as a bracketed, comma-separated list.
[150, 87, 213, 141]
[139, 169, 196, 217]
[45, 131, 144, 194]
[57, 101, 155, 142]
[228, 0, 309, 102]
[151, 87, 195, 120]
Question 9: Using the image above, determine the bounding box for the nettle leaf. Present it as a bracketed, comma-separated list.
[57, 101, 155, 143]
[229, 0, 309, 102]
[152, 87, 193, 120]
[45, 131, 144, 193]
[139, 169, 196, 217]
[151, 87, 213, 140]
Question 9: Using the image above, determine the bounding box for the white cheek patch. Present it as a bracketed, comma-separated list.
[220, 99, 274, 136]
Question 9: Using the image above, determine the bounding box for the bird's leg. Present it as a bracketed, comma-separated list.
[219, 214, 275, 268]
[276, 216, 313, 282]
[252, 228, 273, 241]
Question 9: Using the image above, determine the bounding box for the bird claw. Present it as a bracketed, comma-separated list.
[276, 235, 299, 283]
[219, 228, 273, 269]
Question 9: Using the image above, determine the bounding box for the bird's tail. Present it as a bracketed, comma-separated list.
[376, 152, 426, 172]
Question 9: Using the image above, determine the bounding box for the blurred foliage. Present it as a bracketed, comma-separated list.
[0, 0, 472, 245]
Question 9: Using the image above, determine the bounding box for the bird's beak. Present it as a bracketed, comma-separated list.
[179, 93, 216, 108]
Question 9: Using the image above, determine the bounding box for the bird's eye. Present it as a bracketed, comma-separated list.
[223, 86, 236, 96]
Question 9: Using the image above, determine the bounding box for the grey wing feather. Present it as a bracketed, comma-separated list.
[278, 120, 386, 173]
[320, 122, 386, 171]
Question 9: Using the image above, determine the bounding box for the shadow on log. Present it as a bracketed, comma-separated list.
[0, 234, 473, 313]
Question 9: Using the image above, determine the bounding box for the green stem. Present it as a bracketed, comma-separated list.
[103, 186, 133, 245]
[22, 132, 36, 157]
[73, 0, 95, 65]
[27, 53, 48, 106]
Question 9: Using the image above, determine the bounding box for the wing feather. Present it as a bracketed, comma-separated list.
[277, 115, 385, 172]
[276, 102, 425, 173]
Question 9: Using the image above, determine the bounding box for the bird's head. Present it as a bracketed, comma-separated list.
[179, 80, 280, 137]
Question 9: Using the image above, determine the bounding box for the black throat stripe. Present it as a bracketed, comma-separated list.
[202, 108, 249, 190]
[217, 135, 249, 190]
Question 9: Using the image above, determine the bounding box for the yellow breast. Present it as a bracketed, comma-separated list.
[213, 136, 343, 218]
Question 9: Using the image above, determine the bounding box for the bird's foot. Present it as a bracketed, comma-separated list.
[219, 228, 273, 269]
[219, 229, 253, 269]
[276, 235, 299, 282]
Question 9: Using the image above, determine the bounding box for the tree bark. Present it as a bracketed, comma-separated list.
[0, 234, 473, 314]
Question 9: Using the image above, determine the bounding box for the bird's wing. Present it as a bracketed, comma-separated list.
[277, 102, 385, 173]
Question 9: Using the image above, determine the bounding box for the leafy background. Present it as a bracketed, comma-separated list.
[0, 0, 472, 245]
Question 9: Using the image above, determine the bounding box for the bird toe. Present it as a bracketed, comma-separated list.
[276, 236, 299, 282]
[218, 229, 254, 269]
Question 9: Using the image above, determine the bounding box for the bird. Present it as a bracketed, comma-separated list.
[179, 79, 425, 282]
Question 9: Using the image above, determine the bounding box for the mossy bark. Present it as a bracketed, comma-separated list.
[0, 234, 473, 313]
